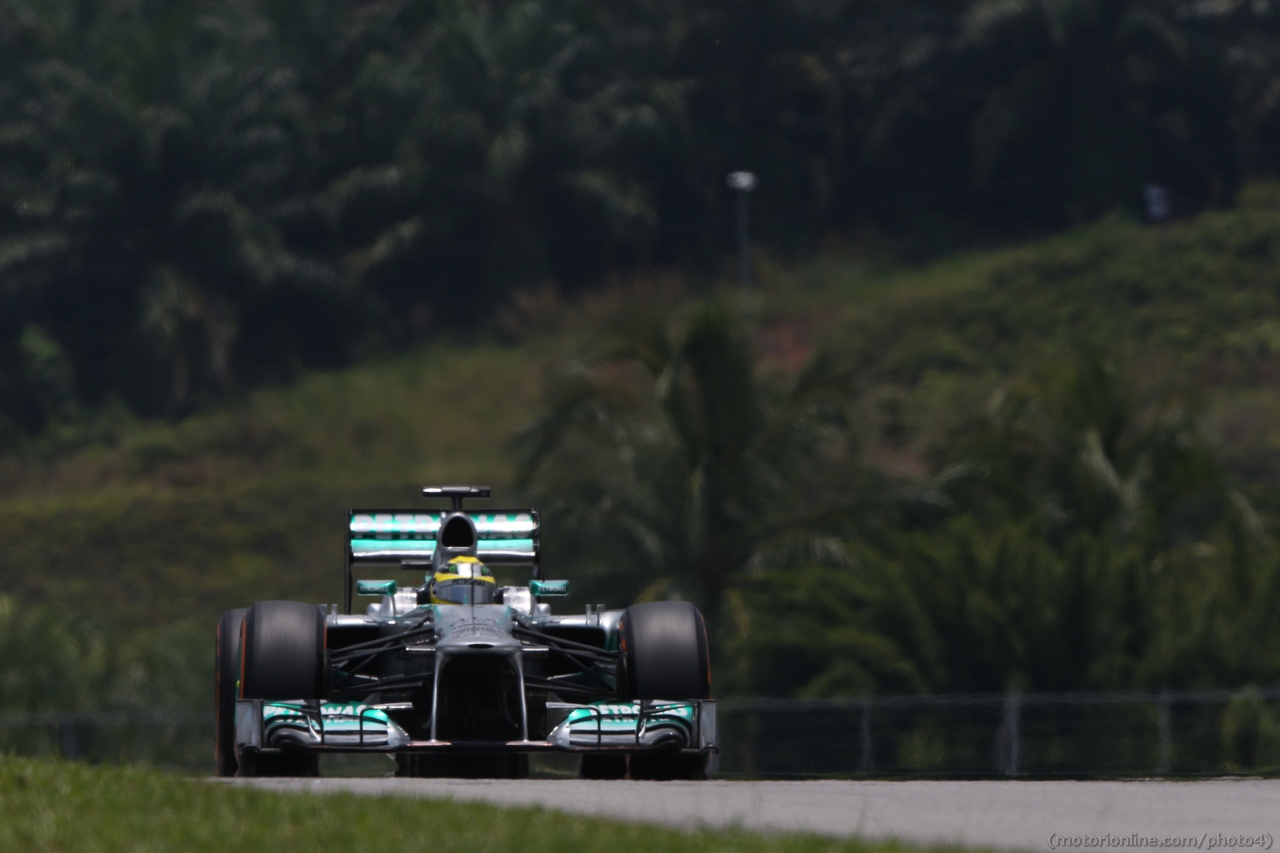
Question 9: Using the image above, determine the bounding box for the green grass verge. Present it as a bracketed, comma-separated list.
[0, 757, 936, 853]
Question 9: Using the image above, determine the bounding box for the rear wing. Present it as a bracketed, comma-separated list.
[348, 510, 539, 564]
[344, 509, 540, 612]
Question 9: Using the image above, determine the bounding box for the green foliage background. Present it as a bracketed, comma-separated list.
[7, 0, 1280, 429]
[6, 208, 1280, 712]
[8, 0, 1280, 716]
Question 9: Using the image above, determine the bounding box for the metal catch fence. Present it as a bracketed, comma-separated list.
[0, 712, 213, 771]
[717, 689, 1280, 778]
[3, 689, 1280, 777]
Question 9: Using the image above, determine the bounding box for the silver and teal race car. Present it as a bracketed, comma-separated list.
[215, 486, 717, 779]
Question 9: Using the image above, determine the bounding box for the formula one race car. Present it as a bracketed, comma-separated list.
[214, 486, 717, 779]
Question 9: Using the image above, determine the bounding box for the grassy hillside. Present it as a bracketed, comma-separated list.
[760, 208, 1280, 508]
[6, 205, 1280, 644]
[0, 757, 920, 853]
[0, 345, 544, 627]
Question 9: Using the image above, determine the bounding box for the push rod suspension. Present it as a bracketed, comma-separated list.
[521, 676, 607, 698]
[329, 623, 434, 660]
[547, 647, 616, 691]
[330, 652, 384, 689]
[328, 672, 434, 698]
[513, 626, 618, 661]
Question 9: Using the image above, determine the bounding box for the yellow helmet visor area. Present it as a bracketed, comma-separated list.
[430, 578, 496, 605]
[430, 559, 497, 605]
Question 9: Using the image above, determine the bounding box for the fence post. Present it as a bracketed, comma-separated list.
[996, 690, 1021, 777]
[744, 712, 759, 776]
[859, 696, 874, 775]
[59, 716, 77, 761]
[1156, 691, 1172, 775]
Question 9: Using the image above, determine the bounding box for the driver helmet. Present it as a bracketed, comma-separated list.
[428, 556, 496, 605]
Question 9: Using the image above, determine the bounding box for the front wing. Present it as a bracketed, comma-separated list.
[235, 698, 718, 757]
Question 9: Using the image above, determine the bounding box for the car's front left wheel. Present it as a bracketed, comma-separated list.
[618, 600, 711, 701]
[617, 600, 713, 780]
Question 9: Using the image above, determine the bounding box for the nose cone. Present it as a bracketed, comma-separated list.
[433, 604, 521, 653]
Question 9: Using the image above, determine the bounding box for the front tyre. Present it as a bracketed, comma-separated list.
[237, 600, 326, 778]
[240, 600, 327, 701]
[618, 601, 712, 781]
[618, 601, 711, 700]
[214, 608, 246, 777]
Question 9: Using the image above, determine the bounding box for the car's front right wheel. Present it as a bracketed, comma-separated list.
[235, 600, 326, 777]
[214, 608, 246, 777]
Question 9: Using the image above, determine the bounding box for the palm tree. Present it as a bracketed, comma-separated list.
[0, 0, 338, 422]
[1215, 0, 1280, 177]
[0, 596, 108, 712]
[954, 0, 1224, 222]
[731, 353, 1279, 697]
[944, 353, 1261, 553]
[512, 300, 875, 617]
[346, 0, 675, 321]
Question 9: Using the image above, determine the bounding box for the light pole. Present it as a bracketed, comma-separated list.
[726, 171, 757, 291]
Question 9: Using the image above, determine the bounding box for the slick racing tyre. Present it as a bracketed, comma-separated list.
[214, 608, 246, 777]
[236, 601, 326, 778]
[240, 600, 327, 701]
[618, 601, 711, 700]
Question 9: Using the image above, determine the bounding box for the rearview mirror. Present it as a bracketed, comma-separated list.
[356, 579, 397, 596]
[530, 579, 569, 596]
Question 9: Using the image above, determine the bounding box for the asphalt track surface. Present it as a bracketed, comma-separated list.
[226, 777, 1280, 850]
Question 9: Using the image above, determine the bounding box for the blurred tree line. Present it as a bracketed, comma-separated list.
[6, 0, 1280, 434]
[517, 302, 1280, 697]
[0, 596, 207, 712]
